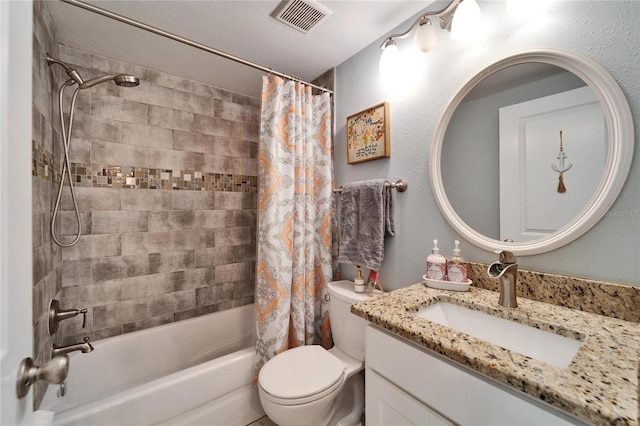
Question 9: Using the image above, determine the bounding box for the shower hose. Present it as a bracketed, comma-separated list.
[51, 80, 83, 247]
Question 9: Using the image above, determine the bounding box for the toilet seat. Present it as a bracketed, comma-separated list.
[258, 345, 345, 406]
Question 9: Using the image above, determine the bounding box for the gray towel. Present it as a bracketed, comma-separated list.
[337, 179, 394, 271]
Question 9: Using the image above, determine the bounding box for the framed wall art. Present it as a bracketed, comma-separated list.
[346, 102, 390, 164]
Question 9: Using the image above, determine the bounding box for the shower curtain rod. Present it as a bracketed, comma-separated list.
[60, 0, 333, 95]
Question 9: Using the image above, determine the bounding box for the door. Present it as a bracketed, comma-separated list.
[0, 1, 36, 424]
[366, 369, 454, 426]
[499, 86, 605, 242]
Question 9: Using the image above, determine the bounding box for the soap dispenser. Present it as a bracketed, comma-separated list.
[354, 268, 365, 293]
[426, 239, 447, 281]
[447, 240, 468, 283]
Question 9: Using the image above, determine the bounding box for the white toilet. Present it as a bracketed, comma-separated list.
[258, 280, 373, 426]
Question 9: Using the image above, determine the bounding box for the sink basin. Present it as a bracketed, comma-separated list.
[415, 302, 581, 368]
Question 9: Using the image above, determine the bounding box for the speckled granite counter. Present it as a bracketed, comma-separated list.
[352, 283, 640, 425]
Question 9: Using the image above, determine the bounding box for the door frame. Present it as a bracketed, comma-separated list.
[1, 0, 35, 424]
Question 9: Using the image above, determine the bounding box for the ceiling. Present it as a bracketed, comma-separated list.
[47, 0, 435, 98]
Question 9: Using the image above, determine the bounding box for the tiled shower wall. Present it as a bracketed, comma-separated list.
[51, 43, 260, 346]
[31, 3, 260, 407]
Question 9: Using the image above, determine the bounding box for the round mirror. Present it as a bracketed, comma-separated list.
[430, 49, 634, 255]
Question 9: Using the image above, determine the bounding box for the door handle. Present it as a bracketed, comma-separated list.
[16, 355, 69, 399]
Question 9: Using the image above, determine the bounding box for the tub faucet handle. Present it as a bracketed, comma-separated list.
[80, 308, 87, 328]
[48, 299, 89, 335]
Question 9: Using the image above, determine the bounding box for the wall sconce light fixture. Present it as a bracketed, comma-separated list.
[379, 0, 483, 75]
[378, 0, 544, 75]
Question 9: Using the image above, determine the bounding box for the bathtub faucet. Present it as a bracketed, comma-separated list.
[52, 337, 94, 358]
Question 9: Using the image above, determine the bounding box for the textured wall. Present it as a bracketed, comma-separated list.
[335, 1, 640, 288]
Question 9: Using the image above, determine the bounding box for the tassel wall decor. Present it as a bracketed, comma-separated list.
[551, 130, 572, 193]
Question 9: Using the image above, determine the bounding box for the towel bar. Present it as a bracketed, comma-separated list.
[333, 179, 408, 193]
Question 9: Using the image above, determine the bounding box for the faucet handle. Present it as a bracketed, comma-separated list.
[498, 250, 517, 264]
[48, 300, 89, 335]
[80, 308, 88, 328]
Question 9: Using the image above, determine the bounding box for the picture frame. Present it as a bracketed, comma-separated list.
[346, 102, 390, 164]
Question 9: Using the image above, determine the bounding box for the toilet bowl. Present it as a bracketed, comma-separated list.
[257, 280, 372, 426]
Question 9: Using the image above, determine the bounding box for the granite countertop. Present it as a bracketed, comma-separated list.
[352, 283, 640, 425]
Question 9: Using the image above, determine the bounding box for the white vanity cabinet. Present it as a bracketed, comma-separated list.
[365, 325, 589, 426]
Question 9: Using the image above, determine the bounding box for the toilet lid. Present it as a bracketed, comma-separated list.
[259, 345, 345, 400]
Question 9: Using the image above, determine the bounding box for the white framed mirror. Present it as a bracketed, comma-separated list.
[430, 49, 634, 255]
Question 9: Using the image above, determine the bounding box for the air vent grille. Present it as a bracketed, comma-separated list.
[274, 0, 332, 34]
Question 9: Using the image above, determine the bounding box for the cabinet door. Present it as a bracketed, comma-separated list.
[366, 368, 454, 426]
[366, 325, 587, 426]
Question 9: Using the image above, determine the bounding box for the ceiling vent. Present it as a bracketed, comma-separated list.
[273, 0, 332, 34]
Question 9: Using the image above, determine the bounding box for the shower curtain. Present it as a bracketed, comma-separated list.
[255, 76, 334, 376]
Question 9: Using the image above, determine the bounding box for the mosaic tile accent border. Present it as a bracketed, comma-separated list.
[32, 144, 257, 193]
[32, 142, 62, 183]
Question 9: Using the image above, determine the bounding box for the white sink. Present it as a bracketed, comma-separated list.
[415, 302, 582, 368]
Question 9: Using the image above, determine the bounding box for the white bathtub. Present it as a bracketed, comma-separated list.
[40, 304, 265, 426]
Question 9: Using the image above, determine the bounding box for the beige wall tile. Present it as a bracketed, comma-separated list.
[149, 105, 194, 131]
[121, 122, 173, 150]
[91, 93, 149, 125]
[35, 43, 259, 346]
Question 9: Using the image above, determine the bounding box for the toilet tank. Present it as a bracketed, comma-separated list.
[327, 280, 372, 361]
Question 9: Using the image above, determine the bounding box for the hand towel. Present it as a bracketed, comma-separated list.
[337, 179, 394, 271]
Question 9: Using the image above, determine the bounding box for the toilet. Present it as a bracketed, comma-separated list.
[257, 280, 373, 426]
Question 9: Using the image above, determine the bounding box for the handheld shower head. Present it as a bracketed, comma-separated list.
[45, 54, 139, 89]
[113, 74, 140, 87]
[79, 73, 140, 89]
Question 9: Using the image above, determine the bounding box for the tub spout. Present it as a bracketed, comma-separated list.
[487, 251, 518, 308]
[52, 337, 94, 358]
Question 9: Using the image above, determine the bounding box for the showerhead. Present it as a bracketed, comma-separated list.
[45, 54, 140, 89]
[79, 73, 140, 89]
[113, 74, 140, 87]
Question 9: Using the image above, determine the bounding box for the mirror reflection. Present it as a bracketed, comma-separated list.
[441, 63, 606, 242]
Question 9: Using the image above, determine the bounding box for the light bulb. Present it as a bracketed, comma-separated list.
[451, 0, 484, 42]
[379, 41, 400, 76]
[413, 19, 438, 53]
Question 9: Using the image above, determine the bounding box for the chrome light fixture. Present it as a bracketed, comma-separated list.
[379, 0, 484, 75]
[450, 0, 484, 41]
[379, 39, 401, 75]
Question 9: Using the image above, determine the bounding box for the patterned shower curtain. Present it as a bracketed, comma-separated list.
[255, 76, 334, 377]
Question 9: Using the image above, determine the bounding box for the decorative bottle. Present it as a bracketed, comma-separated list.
[354, 268, 365, 293]
[426, 239, 447, 281]
[447, 240, 468, 283]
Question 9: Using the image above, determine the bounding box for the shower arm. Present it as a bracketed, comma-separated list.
[47, 54, 85, 86]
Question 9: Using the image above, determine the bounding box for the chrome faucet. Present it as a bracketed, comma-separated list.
[52, 337, 94, 358]
[487, 251, 518, 308]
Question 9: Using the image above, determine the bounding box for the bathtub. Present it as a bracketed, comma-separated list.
[40, 304, 265, 426]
